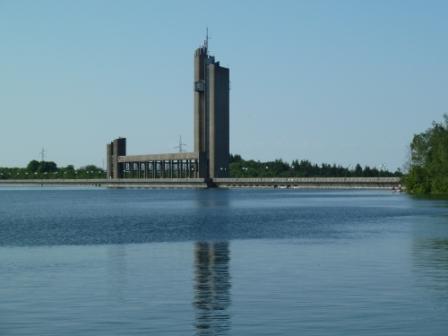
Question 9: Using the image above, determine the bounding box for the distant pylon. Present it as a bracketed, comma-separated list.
[174, 135, 187, 153]
[39, 147, 46, 162]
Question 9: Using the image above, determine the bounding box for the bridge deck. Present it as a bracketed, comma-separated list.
[0, 178, 209, 188]
[0, 177, 401, 189]
[213, 177, 401, 189]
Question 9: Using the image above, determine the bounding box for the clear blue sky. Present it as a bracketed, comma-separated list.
[1, 0, 447, 170]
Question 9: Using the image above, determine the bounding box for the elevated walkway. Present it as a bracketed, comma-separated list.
[0, 178, 209, 188]
[213, 177, 401, 189]
[0, 177, 401, 189]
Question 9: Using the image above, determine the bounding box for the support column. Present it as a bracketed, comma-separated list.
[108, 137, 126, 179]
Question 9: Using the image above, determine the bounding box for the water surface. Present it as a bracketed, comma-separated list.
[1, 188, 447, 335]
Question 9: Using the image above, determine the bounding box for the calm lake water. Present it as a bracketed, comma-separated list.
[1, 187, 448, 335]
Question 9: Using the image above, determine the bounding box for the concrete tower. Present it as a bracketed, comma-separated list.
[194, 35, 230, 178]
[106, 36, 229, 181]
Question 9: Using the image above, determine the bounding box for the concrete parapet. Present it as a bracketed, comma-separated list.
[213, 177, 402, 189]
[0, 177, 402, 189]
[118, 152, 199, 162]
[0, 178, 208, 188]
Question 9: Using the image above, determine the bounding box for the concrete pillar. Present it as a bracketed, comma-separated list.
[106, 144, 113, 179]
[194, 46, 207, 154]
[208, 64, 229, 178]
[111, 138, 126, 179]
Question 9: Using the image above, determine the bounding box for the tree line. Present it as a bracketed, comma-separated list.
[0, 160, 105, 179]
[0, 157, 403, 180]
[229, 154, 401, 178]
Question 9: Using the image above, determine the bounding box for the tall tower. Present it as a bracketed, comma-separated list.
[194, 35, 230, 178]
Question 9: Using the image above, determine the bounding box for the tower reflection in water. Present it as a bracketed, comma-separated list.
[194, 241, 231, 336]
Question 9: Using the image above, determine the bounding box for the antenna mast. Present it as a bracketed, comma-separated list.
[204, 27, 209, 53]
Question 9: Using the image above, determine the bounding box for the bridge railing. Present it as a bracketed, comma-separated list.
[213, 177, 401, 183]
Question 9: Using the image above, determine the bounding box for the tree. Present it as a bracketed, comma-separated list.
[354, 164, 363, 177]
[27, 160, 40, 172]
[229, 154, 242, 163]
[39, 161, 58, 173]
[404, 115, 448, 194]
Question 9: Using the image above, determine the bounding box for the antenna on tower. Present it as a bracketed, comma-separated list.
[205, 27, 209, 50]
[174, 135, 187, 153]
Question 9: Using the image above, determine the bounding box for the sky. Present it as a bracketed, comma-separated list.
[1, 0, 447, 171]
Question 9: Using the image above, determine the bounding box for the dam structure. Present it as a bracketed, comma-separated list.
[106, 36, 229, 182]
[0, 40, 402, 189]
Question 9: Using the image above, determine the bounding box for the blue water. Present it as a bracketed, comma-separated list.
[0, 188, 447, 335]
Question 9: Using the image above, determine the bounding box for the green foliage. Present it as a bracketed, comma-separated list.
[27, 160, 40, 172]
[405, 115, 448, 194]
[0, 161, 105, 180]
[229, 155, 401, 178]
[26, 160, 58, 173]
[40, 161, 58, 173]
[0, 156, 401, 180]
